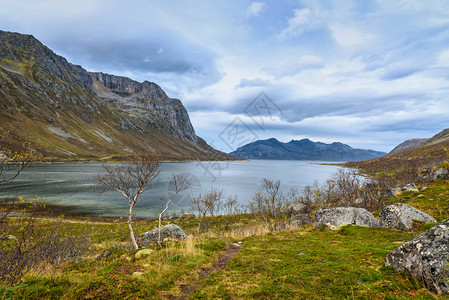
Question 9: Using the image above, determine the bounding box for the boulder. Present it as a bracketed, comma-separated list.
[287, 201, 307, 217]
[379, 203, 436, 231]
[139, 224, 186, 247]
[431, 168, 449, 181]
[385, 219, 449, 294]
[384, 187, 401, 198]
[315, 207, 381, 228]
[290, 214, 312, 228]
[402, 183, 419, 192]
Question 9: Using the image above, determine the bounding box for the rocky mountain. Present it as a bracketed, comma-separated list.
[229, 138, 386, 161]
[0, 30, 232, 161]
[345, 128, 449, 172]
[389, 128, 449, 154]
[390, 139, 428, 154]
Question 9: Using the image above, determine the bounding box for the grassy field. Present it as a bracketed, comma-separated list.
[1, 180, 449, 299]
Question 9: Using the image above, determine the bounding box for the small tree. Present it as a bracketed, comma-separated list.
[0, 141, 39, 185]
[192, 188, 224, 234]
[97, 152, 161, 250]
[158, 174, 190, 245]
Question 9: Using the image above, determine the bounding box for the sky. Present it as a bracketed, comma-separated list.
[1, 0, 449, 153]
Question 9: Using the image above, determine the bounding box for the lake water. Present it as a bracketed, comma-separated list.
[0, 160, 341, 218]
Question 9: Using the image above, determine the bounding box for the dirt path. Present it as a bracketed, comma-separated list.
[169, 242, 243, 300]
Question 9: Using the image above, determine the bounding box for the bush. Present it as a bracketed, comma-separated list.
[0, 200, 90, 283]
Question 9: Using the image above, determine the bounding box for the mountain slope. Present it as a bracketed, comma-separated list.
[0, 30, 231, 161]
[345, 128, 449, 172]
[229, 138, 386, 161]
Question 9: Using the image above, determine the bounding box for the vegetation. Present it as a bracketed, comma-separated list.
[97, 152, 162, 249]
[0, 179, 447, 298]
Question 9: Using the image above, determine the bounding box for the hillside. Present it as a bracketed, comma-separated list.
[345, 128, 449, 174]
[229, 138, 386, 161]
[0, 30, 232, 161]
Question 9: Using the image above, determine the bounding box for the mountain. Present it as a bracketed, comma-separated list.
[390, 139, 428, 154]
[344, 128, 449, 172]
[229, 138, 386, 161]
[389, 128, 449, 154]
[0, 30, 232, 161]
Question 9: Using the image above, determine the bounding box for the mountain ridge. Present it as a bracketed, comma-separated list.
[0, 30, 231, 161]
[229, 138, 386, 161]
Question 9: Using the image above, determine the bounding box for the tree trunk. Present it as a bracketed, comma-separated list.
[128, 205, 138, 250]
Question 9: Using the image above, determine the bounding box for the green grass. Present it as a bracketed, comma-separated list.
[1, 180, 449, 299]
[192, 226, 439, 299]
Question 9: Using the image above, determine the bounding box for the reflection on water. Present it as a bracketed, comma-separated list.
[0, 160, 341, 218]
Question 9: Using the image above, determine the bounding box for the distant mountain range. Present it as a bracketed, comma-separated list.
[229, 138, 386, 161]
[0, 30, 232, 161]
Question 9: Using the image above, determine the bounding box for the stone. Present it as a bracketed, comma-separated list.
[379, 203, 436, 231]
[315, 207, 381, 228]
[431, 168, 449, 181]
[135, 249, 154, 260]
[384, 187, 401, 198]
[139, 224, 186, 247]
[402, 183, 419, 192]
[385, 219, 449, 294]
[421, 187, 428, 192]
[287, 201, 307, 217]
[290, 214, 312, 228]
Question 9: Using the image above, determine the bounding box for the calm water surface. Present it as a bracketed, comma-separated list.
[0, 160, 341, 217]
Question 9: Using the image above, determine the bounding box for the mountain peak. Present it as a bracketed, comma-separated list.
[230, 138, 386, 161]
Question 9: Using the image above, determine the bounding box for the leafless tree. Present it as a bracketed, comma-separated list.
[97, 152, 161, 250]
[0, 143, 39, 186]
[192, 188, 224, 234]
[158, 174, 191, 244]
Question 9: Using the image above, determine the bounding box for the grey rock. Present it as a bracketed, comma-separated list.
[421, 187, 428, 192]
[287, 202, 307, 217]
[384, 187, 401, 198]
[139, 224, 186, 247]
[431, 168, 449, 181]
[379, 203, 436, 231]
[402, 183, 419, 192]
[179, 213, 196, 221]
[290, 214, 312, 227]
[315, 207, 381, 228]
[385, 219, 449, 294]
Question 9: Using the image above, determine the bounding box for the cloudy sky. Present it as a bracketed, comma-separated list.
[1, 0, 449, 153]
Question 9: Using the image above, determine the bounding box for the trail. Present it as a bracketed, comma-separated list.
[169, 242, 243, 300]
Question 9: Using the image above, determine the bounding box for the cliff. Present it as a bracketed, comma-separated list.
[0, 30, 231, 161]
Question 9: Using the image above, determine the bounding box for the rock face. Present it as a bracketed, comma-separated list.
[139, 224, 186, 247]
[431, 168, 449, 181]
[385, 219, 449, 294]
[315, 207, 381, 228]
[379, 203, 436, 231]
[229, 138, 386, 161]
[0, 30, 231, 160]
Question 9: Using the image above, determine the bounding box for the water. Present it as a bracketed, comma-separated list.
[0, 160, 341, 218]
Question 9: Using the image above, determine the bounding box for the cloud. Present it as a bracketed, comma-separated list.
[277, 8, 316, 39]
[246, 2, 265, 17]
[330, 24, 375, 47]
[263, 55, 324, 78]
[236, 78, 270, 88]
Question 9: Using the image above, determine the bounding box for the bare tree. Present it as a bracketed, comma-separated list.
[192, 188, 224, 234]
[97, 152, 161, 250]
[158, 174, 191, 245]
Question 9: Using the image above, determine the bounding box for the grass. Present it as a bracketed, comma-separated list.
[1, 180, 449, 299]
